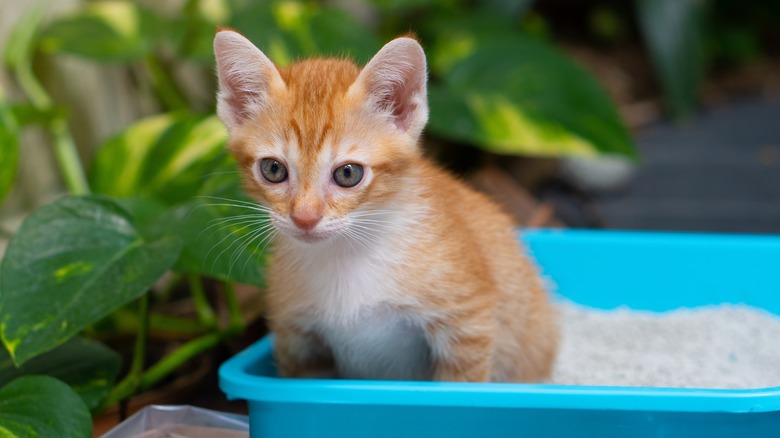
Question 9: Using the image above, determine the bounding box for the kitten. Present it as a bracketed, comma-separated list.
[213, 30, 558, 382]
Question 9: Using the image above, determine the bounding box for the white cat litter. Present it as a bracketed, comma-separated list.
[552, 301, 780, 389]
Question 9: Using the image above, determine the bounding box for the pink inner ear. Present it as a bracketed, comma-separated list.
[359, 38, 428, 135]
[224, 76, 262, 123]
[393, 101, 416, 131]
[215, 31, 281, 129]
[378, 70, 423, 133]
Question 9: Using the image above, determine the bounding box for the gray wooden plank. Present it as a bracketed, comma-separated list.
[595, 95, 780, 233]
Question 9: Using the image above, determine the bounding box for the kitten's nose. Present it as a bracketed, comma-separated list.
[290, 211, 322, 231]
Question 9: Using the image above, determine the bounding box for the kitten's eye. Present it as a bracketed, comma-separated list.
[259, 158, 288, 183]
[333, 163, 364, 188]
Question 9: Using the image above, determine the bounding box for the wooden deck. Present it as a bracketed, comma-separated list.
[595, 95, 780, 234]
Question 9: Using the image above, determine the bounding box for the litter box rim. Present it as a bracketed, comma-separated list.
[220, 335, 780, 414]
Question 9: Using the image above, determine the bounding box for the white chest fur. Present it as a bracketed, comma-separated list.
[286, 234, 432, 380]
[325, 305, 431, 380]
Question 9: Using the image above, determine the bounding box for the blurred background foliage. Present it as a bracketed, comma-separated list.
[0, 0, 778, 433]
[0, 0, 777, 215]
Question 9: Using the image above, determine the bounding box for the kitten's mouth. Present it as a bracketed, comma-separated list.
[270, 214, 334, 243]
[293, 229, 332, 243]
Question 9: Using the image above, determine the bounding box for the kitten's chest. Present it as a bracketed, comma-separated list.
[291, 242, 404, 321]
[323, 306, 431, 380]
[284, 241, 432, 380]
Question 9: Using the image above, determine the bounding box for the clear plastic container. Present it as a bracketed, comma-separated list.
[100, 404, 248, 438]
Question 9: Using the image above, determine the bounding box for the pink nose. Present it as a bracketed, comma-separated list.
[291, 212, 322, 231]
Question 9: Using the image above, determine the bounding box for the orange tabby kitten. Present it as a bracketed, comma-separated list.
[213, 30, 558, 382]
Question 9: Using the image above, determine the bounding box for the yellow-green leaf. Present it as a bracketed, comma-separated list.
[90, 112, 230, 205]
[428, 30, 637, 159]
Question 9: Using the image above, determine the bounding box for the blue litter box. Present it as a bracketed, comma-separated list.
[219, 229, 780, 437]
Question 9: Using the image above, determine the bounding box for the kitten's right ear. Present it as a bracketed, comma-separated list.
[214, 30, 285, 132]
[350, 37, 428, 141]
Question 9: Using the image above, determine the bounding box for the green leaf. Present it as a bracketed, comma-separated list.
[480, 0, 535, 22]
[636, 0, 705, 118]
[169, 0, 233, 63]
[0, 375, 91, 438]
[114, 196, 170, 238]
[428, 32, 636, 159]
[0, 195, 182, 365]
[0, 94, 19, 204]
[302, 7, 381, 63]
[0, 337, 119, 412]
[90, 112, 230, 205]
[37, 1, 161, 62]
[232, 2, 380, 65]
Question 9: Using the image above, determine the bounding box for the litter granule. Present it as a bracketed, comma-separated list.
[551, 301, 780, 389]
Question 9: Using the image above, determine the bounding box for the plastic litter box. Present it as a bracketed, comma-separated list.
[219, 229, 780, 437]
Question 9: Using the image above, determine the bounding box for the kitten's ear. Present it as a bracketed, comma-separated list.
[213, 30, 285, 132]
[351, 37, 428, 140]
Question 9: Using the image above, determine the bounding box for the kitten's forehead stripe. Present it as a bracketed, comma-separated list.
[314, 122, 333, 154]
[279, 58, 359, 153]
[289, 119, 303, 148]
[277, 58, 361, 188]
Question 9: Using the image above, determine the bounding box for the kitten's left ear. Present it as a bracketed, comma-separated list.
[214, 30, 285, 133]
[350, 37, 428, 140]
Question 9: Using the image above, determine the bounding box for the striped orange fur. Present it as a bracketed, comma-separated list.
[214, 30, 558, 382]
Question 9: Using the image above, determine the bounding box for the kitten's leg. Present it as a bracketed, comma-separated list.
[427, 322, 493, 382]
[274, 324, 336, 378]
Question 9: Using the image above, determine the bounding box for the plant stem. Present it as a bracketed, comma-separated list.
[179, 0, 202, 58]
[48, 118, 90, 195]
[143, 54, 189, 110]
[224, 281, 244, 330]
[149, 314, 207, 336]
[4, 2, 86, 193]
[139, 328, 238, 391]
[100, 325, 241, 412]
[86, 309, 208, 339]
[188, 275, 217, 328]
[138, 282, 245, 391]
[98, 284, 248, 412]
[99, 294, 150, 411]
[14, 62, 50, 109]
[13, 57, 90, 195]
[130, 294, 150, 376]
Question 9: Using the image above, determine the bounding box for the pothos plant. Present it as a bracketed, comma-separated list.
[0, 0, 635, 435]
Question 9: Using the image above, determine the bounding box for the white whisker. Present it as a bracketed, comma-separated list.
[201, 214, 270, 237]
[200, 170, 239, 180]
[199, 202, 270, 214]
[206, 222, 276, 271]
[343, 228, 373, 252]
[349, 222, 386, 237]
[229, 225, 275, 277]
[352, 218, 396, 228]
[239, 228, 278, 274]
[346, 224, 379, 250]
[197, 195, 271, 212]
